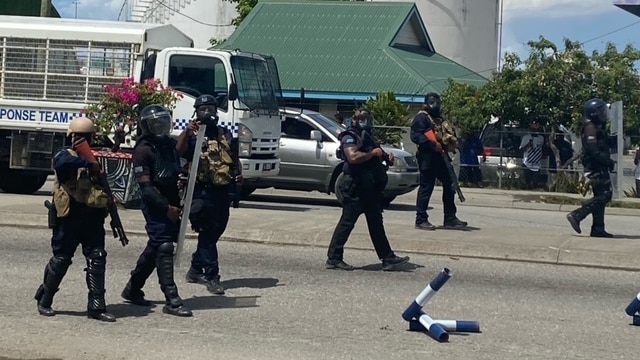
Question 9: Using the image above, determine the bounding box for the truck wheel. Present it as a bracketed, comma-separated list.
[0, 170, 49, 194]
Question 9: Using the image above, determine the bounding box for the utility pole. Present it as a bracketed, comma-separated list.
[73, 1, 81, 19]
[40, 0, 51, 17]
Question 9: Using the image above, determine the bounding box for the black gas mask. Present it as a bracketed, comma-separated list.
[425, 95, 442, 116]
[195, 105, 219, 126]
[354, 111, 374, 133]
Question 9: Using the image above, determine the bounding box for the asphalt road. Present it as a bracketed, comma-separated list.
[2, 227, 640, 360]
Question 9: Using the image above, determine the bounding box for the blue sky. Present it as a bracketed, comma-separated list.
[52, 0, 640, 63]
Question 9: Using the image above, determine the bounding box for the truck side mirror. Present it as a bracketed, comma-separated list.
[228, 83, 238, 101]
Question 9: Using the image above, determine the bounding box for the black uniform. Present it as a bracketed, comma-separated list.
[34, 148, 115, 322]
[184, 124, 240, 294]
[410, 111, 465, 229]
[326, 127, 409, 271]
[122, 136, 192, 316]
[567, 118, 615, 237]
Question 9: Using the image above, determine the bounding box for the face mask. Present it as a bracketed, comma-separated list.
[147, 115, 172, 137]
[426, 97, 442, 114]
[356, 113, 373, 132]
[196, 105, 218, 125]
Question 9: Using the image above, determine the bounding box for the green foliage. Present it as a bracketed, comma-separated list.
[84, 78, 182, 137]
[442, 36, 640, 138]
[624, 187, 638, 198]
[365, 91, 410, 147]
[209, 38, 227, 47]
[222, 0, 258, 27]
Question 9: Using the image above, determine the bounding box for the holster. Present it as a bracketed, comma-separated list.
[44, 200, 58, 229]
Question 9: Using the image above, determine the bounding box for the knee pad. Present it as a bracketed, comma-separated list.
[86, 249, 107, 271]
[158, 242, 175, 255]
[49, 255, 72, 274]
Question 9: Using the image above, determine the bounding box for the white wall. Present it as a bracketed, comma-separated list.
[376, 0, 500, 77]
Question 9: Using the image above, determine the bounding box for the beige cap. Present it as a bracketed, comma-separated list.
[67, 116, 96, 136]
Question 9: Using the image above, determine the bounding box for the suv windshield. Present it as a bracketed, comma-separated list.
[306, 113, 344, 138]
[230, 55, 279, 115]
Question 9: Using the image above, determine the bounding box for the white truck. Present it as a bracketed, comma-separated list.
[0, 15, 282, 195]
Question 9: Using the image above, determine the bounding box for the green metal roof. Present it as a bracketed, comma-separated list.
[217, 0, 487, 102]
[0, 0, 61, 17]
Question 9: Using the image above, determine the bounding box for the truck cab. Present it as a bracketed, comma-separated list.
[0, 15, 282, 195]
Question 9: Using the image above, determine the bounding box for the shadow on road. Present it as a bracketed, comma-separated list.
[222, 277, 281, 290]
[434, 225, 482, 232]
[237, 203, 312, 212]
[245, 194, 431, 212]
[106, 303, 157, 319]
[613, 234, 640, 240]
[183, 295, 260, 310]
[0, 357, 62, 360]
[359, 262, 424, 272]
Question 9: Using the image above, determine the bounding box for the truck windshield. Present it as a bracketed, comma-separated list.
[230, 55, 279, 115]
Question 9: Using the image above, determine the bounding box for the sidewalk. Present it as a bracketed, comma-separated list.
[2, 187, 640, 271]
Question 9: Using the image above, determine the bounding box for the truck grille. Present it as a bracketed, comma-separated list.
[251, 137, 278, 153]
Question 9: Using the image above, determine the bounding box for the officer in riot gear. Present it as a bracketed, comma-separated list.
[35, 117, 115, 322]
[177, 94, 242, 295]
[566, 98, 616, 238]
[410, 93, 467, 230]
[326, 106, 410, 271]
[121, 104, 192, 317]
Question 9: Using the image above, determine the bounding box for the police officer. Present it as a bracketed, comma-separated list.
[326, 107, 409, 271]
[566, 99, 616, 238]
[410, 93, 467, 230]
[178, 94, 241, 295]
[121, 104, 192, 317]
[34, 117, 115, 322]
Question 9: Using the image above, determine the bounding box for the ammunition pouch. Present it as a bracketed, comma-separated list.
[45, 200, 58, 229]
[198, 131, 234, 186]
[53, 167, 109, 217]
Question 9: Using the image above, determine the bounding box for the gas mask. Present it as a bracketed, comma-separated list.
[195, 105, 219, 126]
[426, 96, 442, 116]
[355, 112, 374, 133]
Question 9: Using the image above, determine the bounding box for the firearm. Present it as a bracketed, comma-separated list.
[44, 199, 57, 229]
[361, 129, 394, 168]
[441, 151, 465, 203]
[72, 138, 129, 247]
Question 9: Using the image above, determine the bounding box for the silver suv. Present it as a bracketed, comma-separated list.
[241, 108, 420, 207]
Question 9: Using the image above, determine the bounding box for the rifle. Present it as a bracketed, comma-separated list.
[72, 139, 129, 247]
[441, 152, 465, 203]
[44, 199, 57, 229]
[361, 129, 393, 168]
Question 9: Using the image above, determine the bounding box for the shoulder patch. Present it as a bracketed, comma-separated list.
[134, 166, 145, 174]
[586, 135, 596, 140]
[344, 137, 356, 144]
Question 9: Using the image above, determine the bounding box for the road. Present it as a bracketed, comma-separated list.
[1, 227, 640, 360]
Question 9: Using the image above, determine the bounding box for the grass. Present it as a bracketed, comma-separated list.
[540, 195, 640, 209]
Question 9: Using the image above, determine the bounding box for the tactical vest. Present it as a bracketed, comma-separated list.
[421, 111, 458, 153]
[53, 149, 109, 217]
[197, 127, 234, 186]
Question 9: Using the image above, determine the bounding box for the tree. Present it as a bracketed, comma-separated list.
[365, 91, 411, 147]
[222, 0, 258, 27]
[443, 36, 640, 138]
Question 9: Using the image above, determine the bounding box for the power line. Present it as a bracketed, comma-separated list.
[153, 0, 234, 27]
[411, 18, 640, 96]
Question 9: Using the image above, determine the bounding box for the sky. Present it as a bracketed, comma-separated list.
[52, 0, 640, 63]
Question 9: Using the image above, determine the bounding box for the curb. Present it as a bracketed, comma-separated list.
[4, 221, 640, 272]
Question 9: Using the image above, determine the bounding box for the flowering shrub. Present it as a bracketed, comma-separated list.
[84, 77, 183, 140]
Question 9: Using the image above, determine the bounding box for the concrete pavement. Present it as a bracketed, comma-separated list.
[1, 186, 640, 271]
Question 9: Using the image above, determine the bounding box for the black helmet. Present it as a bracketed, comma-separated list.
[583, 98, 608, 124]
[194, 94, 217, 108]
[139, 104, 172, 138]
[193, 94, 218, 124]
[424, 92, 442, 115]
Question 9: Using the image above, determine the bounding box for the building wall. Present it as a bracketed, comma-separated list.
[376, 0, 501, 77]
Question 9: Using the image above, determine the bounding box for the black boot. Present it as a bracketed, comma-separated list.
[122, 248, 156, 306]
[85, 250, 116, 322]
[157, 243, 192, 317]
[443, 217, 468, 228]
[186, 267, 206, 284]
[205, 275, 225, 295]
[590, 226, 614, 238]
[566, 211, 583, 234]
[34, 255, 72, 317]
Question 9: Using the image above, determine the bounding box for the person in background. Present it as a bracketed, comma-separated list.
[459, 129, 485, 187]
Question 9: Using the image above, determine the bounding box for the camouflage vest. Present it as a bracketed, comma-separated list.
[421, 111, 459, 153]
[53, 149, 109, 217]
[197, 127, 234, 186]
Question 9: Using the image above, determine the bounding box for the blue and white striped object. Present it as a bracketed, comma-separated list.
[409, 319, 480, 333]
[402, 268, 451, 321]
[625, 291, 640, 317]
[416, 312, 449, 342]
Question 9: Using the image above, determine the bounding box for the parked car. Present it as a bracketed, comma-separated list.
[241, 108, 420, 207]
[478, 121, 580, 185]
